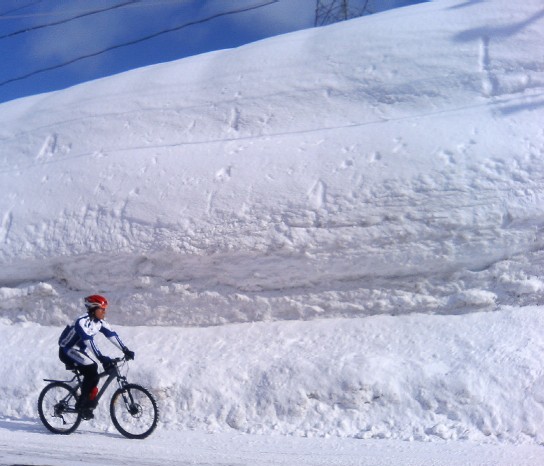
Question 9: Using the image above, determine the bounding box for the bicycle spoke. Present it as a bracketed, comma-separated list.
[38, 382, 82, 434]
[110, 384, 158, 439]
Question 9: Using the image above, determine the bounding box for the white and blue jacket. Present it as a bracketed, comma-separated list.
[59, 314, 126, 362]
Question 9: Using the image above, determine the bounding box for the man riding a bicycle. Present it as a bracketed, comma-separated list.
[58, 295, 135, 420]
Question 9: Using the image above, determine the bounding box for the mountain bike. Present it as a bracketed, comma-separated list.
[38, 356, 159, 439]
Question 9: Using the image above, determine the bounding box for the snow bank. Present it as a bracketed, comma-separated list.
[3, 306, 544, 443]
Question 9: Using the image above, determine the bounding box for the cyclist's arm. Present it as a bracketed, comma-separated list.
[100, 322, 128, 352]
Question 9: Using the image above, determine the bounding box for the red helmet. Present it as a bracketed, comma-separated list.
[84, 295, 108, 312]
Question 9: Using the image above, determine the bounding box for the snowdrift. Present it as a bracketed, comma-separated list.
[1, 0, 543, 325]
[1, 0, 544, 443]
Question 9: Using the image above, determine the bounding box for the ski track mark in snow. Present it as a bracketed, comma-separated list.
[206, 191, 215, 216]
[308, 179, 327, 210]
[229, 107, 241, 132]
[479, 36, 496, 97]
[36, 134, 57, 160]
[0, 210, 12, 243]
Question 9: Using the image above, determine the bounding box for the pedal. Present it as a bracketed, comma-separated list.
[81, 408, 94, 420]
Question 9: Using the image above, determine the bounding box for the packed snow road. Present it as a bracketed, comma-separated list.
[1, 420, 543, 466]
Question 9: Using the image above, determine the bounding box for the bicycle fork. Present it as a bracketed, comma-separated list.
[116, 377, 141, 416]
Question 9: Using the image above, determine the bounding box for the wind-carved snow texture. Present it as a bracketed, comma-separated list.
[1, 0, 544, 448]
[0, 0, 543, 327]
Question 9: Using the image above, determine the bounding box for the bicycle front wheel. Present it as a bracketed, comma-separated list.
[38, 382, 82, 435]
[110, 383, 158, 439]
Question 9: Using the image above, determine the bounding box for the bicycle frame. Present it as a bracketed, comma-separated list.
[44, 358, 128, 409]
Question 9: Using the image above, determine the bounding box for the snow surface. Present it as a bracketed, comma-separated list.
[1, 0, 544, 463]
[1, 419, 544, 466]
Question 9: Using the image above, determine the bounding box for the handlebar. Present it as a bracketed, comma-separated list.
[102, 356, 127, 368]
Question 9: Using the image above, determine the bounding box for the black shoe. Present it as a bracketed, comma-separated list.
[76, 397, 98, 420]
[86, 399, 98, 409]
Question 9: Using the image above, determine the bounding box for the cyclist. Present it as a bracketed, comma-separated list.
[58, 295, 135, 419]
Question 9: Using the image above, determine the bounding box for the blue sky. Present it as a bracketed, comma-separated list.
[0, 0, 425, 104]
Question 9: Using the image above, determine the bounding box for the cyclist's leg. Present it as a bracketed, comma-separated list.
[63, 348, 99, 412]
[58, 347, 77, 368]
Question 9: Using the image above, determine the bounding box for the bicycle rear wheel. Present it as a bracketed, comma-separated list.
[38, 382, 82, 434]
[110, 383, 158, 439]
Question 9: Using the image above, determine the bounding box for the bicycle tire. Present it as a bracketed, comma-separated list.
[110, 383, 159, 439]
[38, 382, 82, 435]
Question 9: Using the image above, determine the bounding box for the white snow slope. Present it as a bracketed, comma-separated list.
[1, 0, 544, 462]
